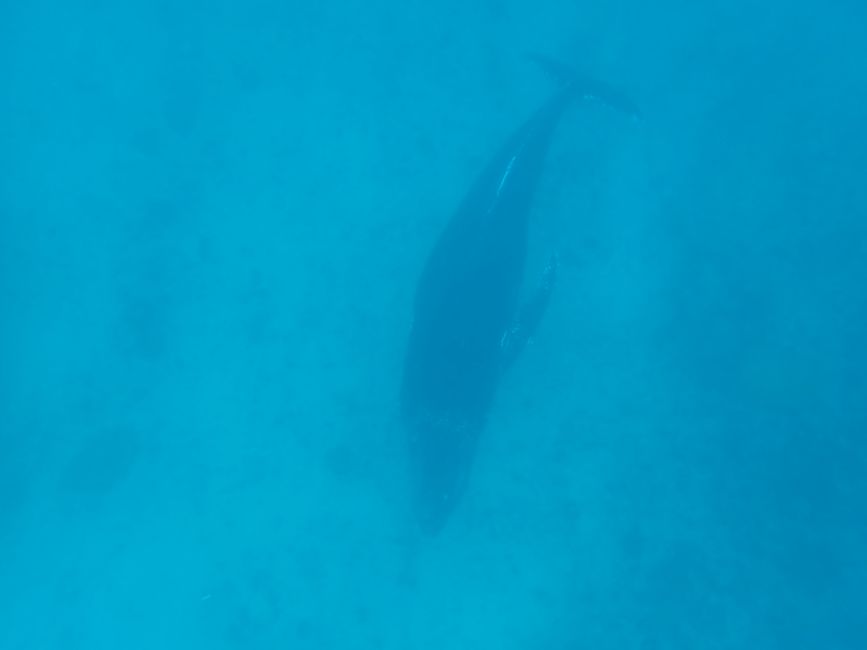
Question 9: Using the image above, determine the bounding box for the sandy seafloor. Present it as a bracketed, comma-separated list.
[1, 1, 866, 648]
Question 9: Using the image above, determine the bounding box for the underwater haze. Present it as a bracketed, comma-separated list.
[1, 0, 865, 648]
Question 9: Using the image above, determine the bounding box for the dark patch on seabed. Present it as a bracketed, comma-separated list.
[59, 428, 140, 500]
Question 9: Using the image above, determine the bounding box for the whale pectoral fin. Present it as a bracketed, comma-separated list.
[500, 253, 559, 370]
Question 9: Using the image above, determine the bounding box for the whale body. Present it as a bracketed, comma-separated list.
[400, 65, 637, 534]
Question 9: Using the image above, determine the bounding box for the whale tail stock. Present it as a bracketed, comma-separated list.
[527, 53, 641, 122]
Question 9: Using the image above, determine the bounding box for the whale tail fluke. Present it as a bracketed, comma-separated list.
[528, 53, 641, 122]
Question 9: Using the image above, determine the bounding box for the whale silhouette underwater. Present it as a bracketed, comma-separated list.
[400, 60, 638, 535]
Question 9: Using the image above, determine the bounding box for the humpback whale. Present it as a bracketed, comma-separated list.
[400, 61, 637, 534]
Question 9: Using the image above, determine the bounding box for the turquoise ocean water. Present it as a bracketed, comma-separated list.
[1, 1, 865, 648]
